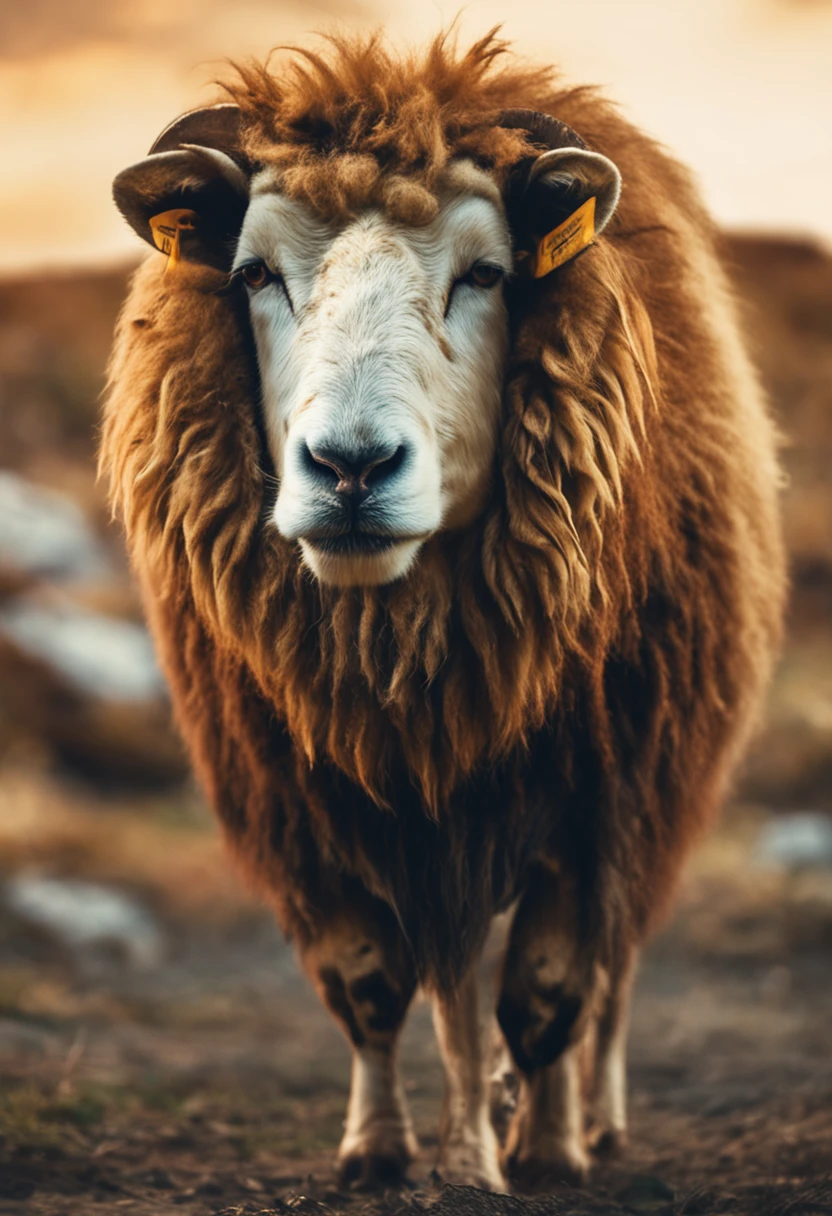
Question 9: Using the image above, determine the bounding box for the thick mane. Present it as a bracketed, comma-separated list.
[102, 245, 653, 809]
[102, 33, 665, 809]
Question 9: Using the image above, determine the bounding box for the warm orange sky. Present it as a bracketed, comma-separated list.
[2, 0, 831, 271]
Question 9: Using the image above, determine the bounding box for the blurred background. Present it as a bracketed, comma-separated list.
[1, 2, 831, 1213]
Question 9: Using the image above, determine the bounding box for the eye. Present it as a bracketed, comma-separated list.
[240, 261, 273, 290]
[445, 261, 505, 317]
[464, 262, 504, 289]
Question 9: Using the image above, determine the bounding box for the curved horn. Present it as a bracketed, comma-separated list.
[113, 103, 249, 270]
[498, 109, 587, 152]
[150, 103, 243, 158]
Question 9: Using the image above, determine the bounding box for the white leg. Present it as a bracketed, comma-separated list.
[497, 865, 594, 1189]
[593, 1029, 628, 1152]
[432, 970, 506, 1192]
[590, 950, 636, 1156]
[505, 1044, 589, 1189]
[339, 1043, 418, 1185]
[298, 895, 417, 1188]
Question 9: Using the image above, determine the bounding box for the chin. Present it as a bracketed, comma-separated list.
[299, 537, 424, 587]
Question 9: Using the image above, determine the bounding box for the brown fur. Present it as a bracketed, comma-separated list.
[101, 32, 785, 992]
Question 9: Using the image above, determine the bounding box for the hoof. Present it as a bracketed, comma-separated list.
[338, 1150, 410, 1191]
[590, 1127, 627, 1159]
[506, 1148, 590, 1193]
[436, 1145, 507, 1192]
[434, 1164, 507, 1194]
[437, 1116, 506, 1193]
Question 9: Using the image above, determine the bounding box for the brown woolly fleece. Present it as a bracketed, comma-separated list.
[101, 32, 786, 992]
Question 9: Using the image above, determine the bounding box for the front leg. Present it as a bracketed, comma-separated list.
[497, 865, 595, 1190]
[298, 885, 418, 1189]
[432, 969, 506, 1192]
[590, 947, 637, 1158]
[340, 1042, 417, 1187]
[504, 1044, 588, 1190]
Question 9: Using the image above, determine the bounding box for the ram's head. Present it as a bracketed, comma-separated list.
[114, 95, 620, 586]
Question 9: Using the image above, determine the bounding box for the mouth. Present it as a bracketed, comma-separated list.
[302, 530, 424, 557]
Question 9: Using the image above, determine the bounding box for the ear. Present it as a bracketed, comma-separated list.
[528, 148, 621, 234]
[112, 104, 249, 272]
[508, 147, 622, 278]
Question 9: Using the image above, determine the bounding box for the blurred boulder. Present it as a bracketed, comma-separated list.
[0, 469, 113, 583]
[0, 607, 187, 786]
[755, 811, 832, 869]
[0, 598, 164, 702]
[0, 471, 187, 787]
[4, 875, 164, 968]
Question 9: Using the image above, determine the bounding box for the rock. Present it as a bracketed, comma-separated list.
[0, 592, 187, 787]
[0, 598, 165, 702]
[4, 876, 164, 968]
[0, 470, 112, 583]
[0, 473, 186, 786]
[755, 811, 832, 868]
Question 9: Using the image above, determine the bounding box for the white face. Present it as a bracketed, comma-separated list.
[233, 164, 512, 586]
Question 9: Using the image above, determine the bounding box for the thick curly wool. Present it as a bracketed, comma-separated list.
[223, 32, 546, 220]
[102, 33, 785, 989]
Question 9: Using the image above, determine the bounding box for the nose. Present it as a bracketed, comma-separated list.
[304, 442, 407, 500]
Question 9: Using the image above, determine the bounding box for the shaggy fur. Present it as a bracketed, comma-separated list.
[101, 32, 785, 992]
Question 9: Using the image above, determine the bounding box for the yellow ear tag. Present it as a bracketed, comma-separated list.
[532, 196, 596, 278]
[148, 208, 197, 272]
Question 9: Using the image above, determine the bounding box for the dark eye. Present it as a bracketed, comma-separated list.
[445, 261, 505, 317]
[241, 261, 273, 290]
[465, 262, 503, 289]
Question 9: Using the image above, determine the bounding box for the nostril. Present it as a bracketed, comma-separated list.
[303, 442, 408, 497]
[362, 444, 406, 488]
[301, 442, 321, 475]
[303, 443, 347, 485]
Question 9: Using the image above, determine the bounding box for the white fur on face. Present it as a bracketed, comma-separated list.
[234, 166, 511, 586]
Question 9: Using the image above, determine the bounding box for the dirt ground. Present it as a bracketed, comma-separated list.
[0, 788, 830, 1216]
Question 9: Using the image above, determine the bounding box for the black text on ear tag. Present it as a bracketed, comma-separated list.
[531, 197, 596, 277]
[149, 209, 197, 272]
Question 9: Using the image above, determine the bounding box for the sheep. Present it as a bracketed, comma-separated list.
[101, 32, 786, 1193]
